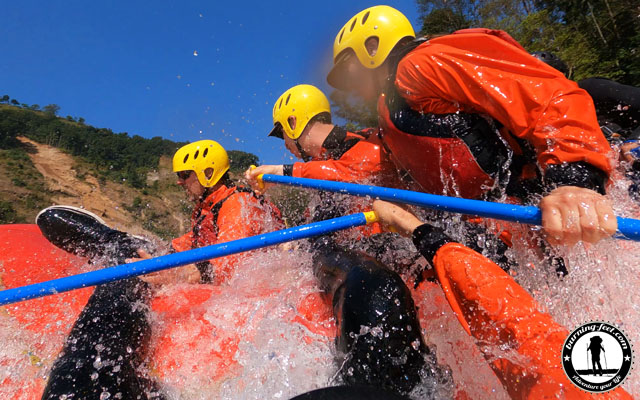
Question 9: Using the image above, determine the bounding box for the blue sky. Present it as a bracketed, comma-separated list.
[1, 1, 421, 164]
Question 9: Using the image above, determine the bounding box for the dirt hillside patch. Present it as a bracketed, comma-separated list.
[16, 137, 188, 239]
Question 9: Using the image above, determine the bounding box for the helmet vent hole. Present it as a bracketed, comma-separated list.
[362, 11, 370, 25]
[203, 148, 208, 158]
[365, 36, 379, 57]
[194, 150, 199, 159]
[285, 93, 291, 105]
[183, 154, 189, 163]
[349, 18, 357, 32]
[338, 28, 345, 44]
[287, 116, 296, 131]
[278, 98, 283, 109]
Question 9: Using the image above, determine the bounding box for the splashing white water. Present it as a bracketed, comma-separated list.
[1, 177, 639, 398]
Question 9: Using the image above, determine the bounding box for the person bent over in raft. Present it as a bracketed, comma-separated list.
[326, 5, 617, 248]
[133, 139, 283, 285]
[371, 199, 633, 400]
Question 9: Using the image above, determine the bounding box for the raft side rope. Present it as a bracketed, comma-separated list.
[0, 212, 377, 306]
[258, 174, 640, 241]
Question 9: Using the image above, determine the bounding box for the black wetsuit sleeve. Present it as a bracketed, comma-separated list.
[543, 161, 608, 194]
[411, 224, 454, 261]
[283, 164, 294, 176]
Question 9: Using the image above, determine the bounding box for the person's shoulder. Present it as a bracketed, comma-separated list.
[348, 134, 383, 151]
[232, 187, 273, 208]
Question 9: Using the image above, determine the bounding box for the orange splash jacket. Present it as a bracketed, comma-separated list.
[412, 225, 632, 399]
[172, 184, 282, 285]
[287, 126, 400, 188]
[381, 28, 612, 199]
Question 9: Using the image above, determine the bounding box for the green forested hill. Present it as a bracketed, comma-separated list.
[0, 103, 262, 239]
[0, 104, 259, 187]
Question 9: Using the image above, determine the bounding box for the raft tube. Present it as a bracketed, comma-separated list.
[2, 208, 443, 398]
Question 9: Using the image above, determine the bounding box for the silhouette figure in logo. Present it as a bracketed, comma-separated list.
[588, 336, 606, 376]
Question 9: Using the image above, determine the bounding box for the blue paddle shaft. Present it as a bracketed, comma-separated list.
[261, 174, 640, 241]
[0, 213, 369, 306]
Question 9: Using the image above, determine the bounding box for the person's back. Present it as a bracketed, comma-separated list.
[387, 29, 611, 199]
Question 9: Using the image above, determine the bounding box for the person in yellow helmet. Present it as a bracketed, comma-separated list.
[327, 5, 617, 247]
[246, 84, 402, 239]
[138, 140, 283, 285]
[246, 84, 399, 187]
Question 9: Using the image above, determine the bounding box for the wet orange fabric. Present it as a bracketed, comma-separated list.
[378, 94, 497, 199]
[431, 243, 632, 399]
[0, 225, 93, 399]
[394, 29, 612, 176]
[292, 133, 400, 188]
[171, 185, 282, 285]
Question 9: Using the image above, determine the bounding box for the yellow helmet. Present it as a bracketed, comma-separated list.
[172, 140, 229, 188]
[327, 6, 415, 87]
[268, 84, 331, 140]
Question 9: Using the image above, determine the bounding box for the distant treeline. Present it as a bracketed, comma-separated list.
[417, 0, 640, 86]
[0, 102, 259, 187]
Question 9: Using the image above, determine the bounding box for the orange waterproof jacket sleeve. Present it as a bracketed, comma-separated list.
[412, 224, 631, 399]
[171, 232, 193, 253]
[291, 135, 398, 186]
[394, 30, 612, 175]
[431, 243, 631, 400]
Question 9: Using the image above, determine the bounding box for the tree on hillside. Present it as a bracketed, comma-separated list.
[536, 0, 640, 84]
[10, 99, 18, 106]
[43, 104, 61, 116]
[420, 7, 469, 36]
[416, 0, 640, 85]
[329, 90, 377, 130]
[29, 104, 40, 111]
[0, 95, 9, 104]
[228, 150, 259, 173]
